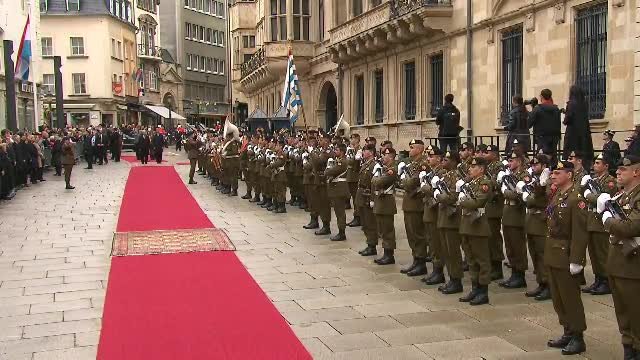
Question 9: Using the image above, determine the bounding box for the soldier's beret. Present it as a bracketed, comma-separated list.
[427, 146, 443, 156]
[381, 140, 392, 147]
[477, 144, 488, 152]
[595, 153, 612, 166]
[531, 154, 549, 166]
[321, 132, 332, 139]
[363, 144, 376, 152]
[365, 136, 376, 142]
[460, 142, 475, 151]
[508, 151, 523, 160]
[409, 139, 424, 146]
[551, 161, 574, 171]
[604, 130, 615, 138]
[568, 150, 584, 159]
[350, 133, 360, 139]
[383, 147, 396, 156]
[619, 155, 640, 167]
[470, 157, 487, 166]
[445, 151, 461, 163]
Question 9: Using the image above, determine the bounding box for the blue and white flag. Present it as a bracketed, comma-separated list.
[15, 15, 32, 81]
[281, 51, 303, 124]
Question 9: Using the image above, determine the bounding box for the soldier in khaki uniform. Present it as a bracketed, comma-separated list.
[346, 134, 362, 227]
[458, 142, 475, 179]
[421, 146, 448, 285]
[581, 153, 617, 295]
[248, 135, 262, 202]
[302, 134, 319, 229]
[221, 129, 240, 196]
[325, 143, 350, 241]
[185, 134, 202, 185]
[457, 157, 493, 305]
[479, 144, 506, 280]
[294, 139, 307, 209]
[311, 133, 333, 235]
[357, 144, 379, 256]
[545, 160, 589, 356]
[433, 151, 464, 293]
[371, 147, 398, 265]
[568, 150, 589, 185]
[601, 155, 640, 360]
[521, 154, 552, 301]
[499, 152, 529, 288]
[399, 139, 429, 277]
[240, 134, 251, 199]
[267, 139, 288, 213]
[258, 139, 274, 209]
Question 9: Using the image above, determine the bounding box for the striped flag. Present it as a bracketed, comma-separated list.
[281, 51, 303, 124]
[15, 15, 32, 81]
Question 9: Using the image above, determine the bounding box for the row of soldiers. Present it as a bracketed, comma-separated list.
[188, 125, 639, 359]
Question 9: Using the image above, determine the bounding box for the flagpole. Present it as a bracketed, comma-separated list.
[29, 5, 39, 131]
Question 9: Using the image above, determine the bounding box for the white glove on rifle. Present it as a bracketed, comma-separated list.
[516, 181, 526, 194]
[580, 175, 592, 187]
[569, 263, 584, 275]
[539, 168, 551, 186]
[433, 189, 441, 200]
[597, 193, 611, 214]
[497, 170, 506, 184]
[602, 211, 613, 225]
[522, 192, 530, 202]
[458, 192, 466, 203]
[431, 176, 440, 188]
[501, 184, 508, 194]
[583, 189, 592, 198]
[455, 179, 465, 192]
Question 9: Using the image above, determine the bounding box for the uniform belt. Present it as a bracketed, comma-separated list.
[462, 208, 485, 216]
[504, 200, 517, 206]
[526, 208, 543, 215]
[330, 178, 347, 183]
[223, 155, 240, 159]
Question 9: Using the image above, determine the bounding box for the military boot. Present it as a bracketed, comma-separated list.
[241, 191, 252, 199]
[582, 275, 600, 294]
[374, 249, 395, 265]
[262, 197, 273, 209]
[547, 328, 572, 348]
[250, 193, 261, 203]
[216, 184, 224, 191]
[221, 186, 231, 194]
[469, 285, 489, 306]
[188, 179, 197, 185]
[525, 283, 545, 298]
[266, 200, 276, 211]
[298, 198, 307, 209]
[591, 277, 611, 295]
[623, 344, 637, 360]
[459, 282, 479, 302]
[562, 333, 586, 355]
[500, 270, 527, 289]
[274, 202, 287, 214]
[359, 246, 377, 256]
[424, 267, 446, 285]
[441, 278, 464, 295]
[347, 216, 361, 227]
[406, 259, 428, 277]
[256, 196, 267, 206]
[229, 188, 238, 197]
[314, 223, 331, 236]
[535, 285, 551, 301]
[288, 196, 296, 205]
[291, 196, 300, 206]
[303, 216, 320, 229]
[490, 261, 504, 281]
[400, 258, 419, 274]
[330, 229, 346, 241]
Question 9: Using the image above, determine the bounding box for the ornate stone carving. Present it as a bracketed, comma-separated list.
[487, 25, 494, 44]
[329, 4, 392, 44]
[554, 1, 566, 25]
[525, 12, 535, 32]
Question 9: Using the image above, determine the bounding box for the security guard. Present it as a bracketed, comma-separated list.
[325, 143, 350, 241]
[457, 157, 493, 305]
[371, 147, 398, 265]
[480, 144, 506, 280]
[432, 151, 463, 293]
[521, 153, 552, 301]
[311, 132, 333, 235]
[346, 134, 362, 227]
[400, 139, 429, 277]
[581, 153, 617, 295]
[601, 155, 640, 360]
[545, 160, 589, 356]
[499, 151, 529, 288]
[420, 146, 447, 285]
[357, 144, 379, 256]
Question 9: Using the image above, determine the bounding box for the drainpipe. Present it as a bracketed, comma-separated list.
[465, 0, 473, 138]
[337, 64, 343, 115]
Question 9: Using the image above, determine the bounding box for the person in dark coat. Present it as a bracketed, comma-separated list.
[527, 89, 561, 161]
[562, 85, 594, 167]
[152, 131, 164, 164]
[15, 134, 31, 187]
[503, 95, 530, 156]
[0, 143, 13, 199]
[61, 137, 76, 189]
[111, 129, 122, 162]
[51, 135, 63, 176]
[602, 130, 621, 176]
[624, 126, 640, 157]
[435, 94, 461, 152]
[83, 129, 95, 169]
[137, 131, 151, 164]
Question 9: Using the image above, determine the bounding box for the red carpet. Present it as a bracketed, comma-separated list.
[121, 155, 167, 163]
[98, 166, 311, 360]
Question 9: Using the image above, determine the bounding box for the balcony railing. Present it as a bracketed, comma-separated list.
[390, 0, 451, 18]
[240, 47, 265, 79]
[138, 44, 162, 58]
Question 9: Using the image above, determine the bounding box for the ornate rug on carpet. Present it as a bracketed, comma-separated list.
[111, 228, 235, 256]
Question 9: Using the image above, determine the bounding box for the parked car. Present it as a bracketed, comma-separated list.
[122, 133, 137, 151]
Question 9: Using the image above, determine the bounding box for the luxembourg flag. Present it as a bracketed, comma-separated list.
[15, 15, 32, 81]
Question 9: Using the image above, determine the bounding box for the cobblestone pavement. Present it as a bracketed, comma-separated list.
[0, 150, 622, 360]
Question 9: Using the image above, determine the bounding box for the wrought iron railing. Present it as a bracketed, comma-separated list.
[390, 0, 452, 18]
[138, 44, 162, 58]
[240, 47, 265, 79]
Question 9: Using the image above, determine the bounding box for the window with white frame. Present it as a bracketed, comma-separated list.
[192, 24, 198, 39]
[41, 37, 53, 57]
[204, 0, 210, 13]
[194, 55, 200, 71]
[185, 22, 191, 39]
[200, 26, 205, 42]
[219, 60, 225, 75]
[213, 59, 219, 74]
[70, 37, 85, 56]
[219, 31, 225, 46]
[72, 73, 86, 94]
[200, 56, 205, 72]
[66, 0, 80, 11]
[212, 30, 218, 45]
[217, 1, 224, 18]
[42, 74, 55, 94]
[205, 28, 212, 43]
[184, 0, 189, 7]
[187, 54, 193, 70]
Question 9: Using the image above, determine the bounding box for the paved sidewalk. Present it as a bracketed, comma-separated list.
[0, 150, 622, 360]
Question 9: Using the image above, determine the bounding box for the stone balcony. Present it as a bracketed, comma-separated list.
[235, 41, 315, 93]
[328, 0, 453, 64]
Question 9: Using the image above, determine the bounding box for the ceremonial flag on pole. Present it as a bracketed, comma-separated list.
[15, 15, 32, 81]
[281, 50, 303, 124]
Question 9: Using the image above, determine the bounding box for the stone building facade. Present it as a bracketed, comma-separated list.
[233, 0, 636, 150]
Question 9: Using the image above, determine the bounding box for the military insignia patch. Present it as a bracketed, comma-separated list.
[388, 170, 394, 175]
[422, 166, 427, 171]
[608, 181, 615, 189]
[524, 176, 531, 182]
[482, 184, 489, 192]
[578, 201, 586, 209]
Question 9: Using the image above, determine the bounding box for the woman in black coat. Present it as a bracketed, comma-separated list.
[563, 85, 594, 166]
[601, 130, 621, 175]
[503, 95, 530, 155]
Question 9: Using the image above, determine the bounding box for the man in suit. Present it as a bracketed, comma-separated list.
[152, 129, 165, 164]
[137, 131, 151, 164]
[95, 128, 107, 165]
[83, 128, 95, 169]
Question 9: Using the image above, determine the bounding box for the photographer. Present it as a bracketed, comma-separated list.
[436, 94, 461, 152]
[503, 95, 530, 155]
[527, 89, 561, 160]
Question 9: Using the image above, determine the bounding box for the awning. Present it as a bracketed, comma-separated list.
[50, 103, 95, 110]
[144, 105, 186, 120]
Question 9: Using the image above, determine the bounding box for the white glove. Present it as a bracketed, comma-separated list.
[433, 189, 441, 200]
[431, 176, 440, 188]
[597, 193, 611, 214]
[502, 160, 508, 167]
[501, 184, 508, 194]
[583, 189, 592, 198]
[602, 211, 613, 225]
[369, 201, 374, 209]
[419, 170, 427, 182]
[372, 163, 383, 176]
[308, 146, 313, 153]
[522, 192, 530, 202]
[540, 168, 550, 186]
[458, 192, 466, 202]
[527, 167, 533, 176]
[580, 175, 592, 187]
[569, 263, 584, 275]
[400, 173, 407, 180]
[497, 171, 506, 183]
[397, 162, 407, 174]
[516, 181, 526, 194]
[455, 179, 465, 192]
